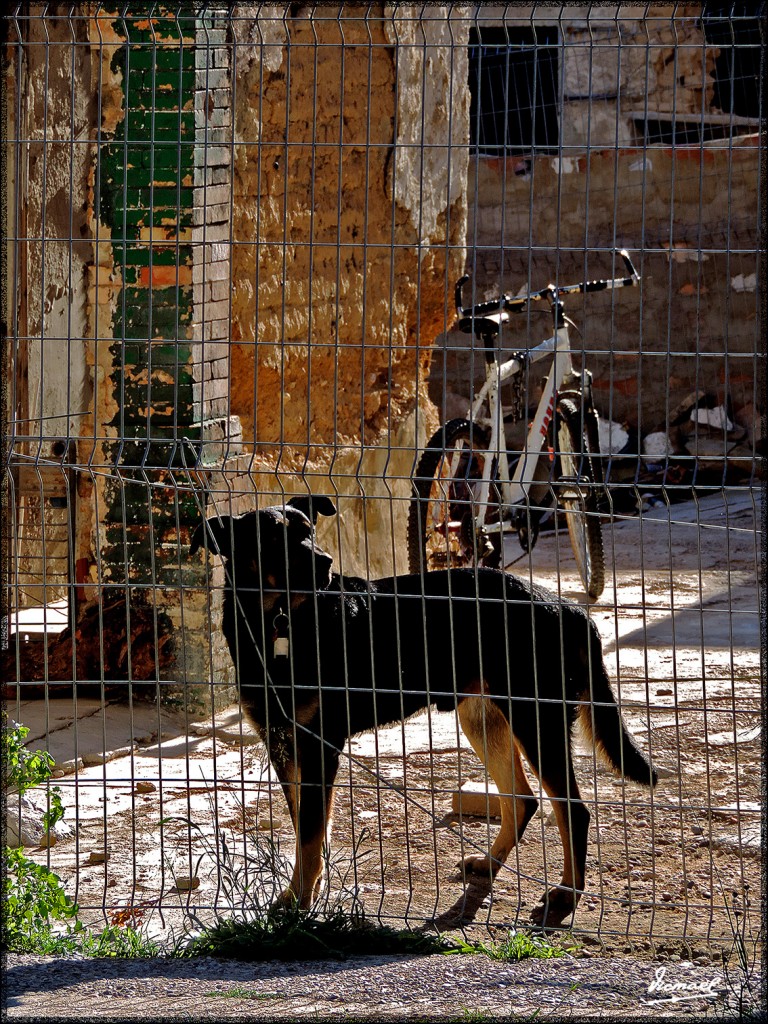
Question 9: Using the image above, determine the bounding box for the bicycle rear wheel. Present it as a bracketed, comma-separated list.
[408, 419, 502, 574]
[554, 397, 605, 601]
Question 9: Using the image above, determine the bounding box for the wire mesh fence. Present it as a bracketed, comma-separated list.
[2, 2, 764, 955]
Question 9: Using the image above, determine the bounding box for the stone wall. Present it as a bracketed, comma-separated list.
[5, 4, 471, 700]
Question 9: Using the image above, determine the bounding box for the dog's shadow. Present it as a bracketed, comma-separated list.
[417, 811, 499, 931]
[426, 873, 496, 931]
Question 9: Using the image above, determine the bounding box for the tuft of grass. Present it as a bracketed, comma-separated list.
[184, 901, 457, 961]
[7, 921, 161, 958]
[718, 883, 763, 1020]
[171, 792, 581, 965]
[446, 928, 576, 963]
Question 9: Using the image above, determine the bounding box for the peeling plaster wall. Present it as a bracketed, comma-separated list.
[80, 8, 240, 699]
[9, 15, 93, 607]
[227, 4, 469, 576]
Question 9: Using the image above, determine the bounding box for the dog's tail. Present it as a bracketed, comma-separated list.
[577, 620, 657, 788]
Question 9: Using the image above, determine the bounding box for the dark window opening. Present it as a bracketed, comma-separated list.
[701, 4, 764, 120]
[469, 26, 560, 156]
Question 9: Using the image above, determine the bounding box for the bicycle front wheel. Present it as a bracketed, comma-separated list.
[408, 419, 502, 574]
[554, 397, 605, 601]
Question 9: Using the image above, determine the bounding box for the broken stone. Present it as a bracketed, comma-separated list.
[82, 744, 137, 767]
[708, 799, 761, 818]
[135, 780, 157, 794]
[662, 242, 709, 263]
[690, 404, 734, 431]
[6, 797, 45, 848]
[709, 826, 761, 857]
[731, 272, 756, 292]
[596, 416, 630, 456]
[5, 791, 73, 848]
[639, 493, 666, 512]
[707, 727, 761, 747]
[668, 389, 709, 427]
[174, 875, 200, 892]
[451, 781, 501, 819]
[733, 403, 764, 447]
[642, 431, 673, 465]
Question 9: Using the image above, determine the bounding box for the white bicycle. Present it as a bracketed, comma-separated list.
[408, 251, 640, 601]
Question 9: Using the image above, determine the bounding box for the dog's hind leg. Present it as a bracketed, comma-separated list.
[516, 725, 590, 927]
[457, 685, 538, 877]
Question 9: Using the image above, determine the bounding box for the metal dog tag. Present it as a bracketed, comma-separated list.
[273, 635, 289, 658]
[273, 611, 290, 658]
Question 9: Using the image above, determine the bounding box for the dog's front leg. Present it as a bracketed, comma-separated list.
[261, 724, 303, 907]
[271, 731, 341, 910]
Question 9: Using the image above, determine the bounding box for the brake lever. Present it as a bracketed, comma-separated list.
[620, 249, 640, 283]
[455, 274, 470, 318]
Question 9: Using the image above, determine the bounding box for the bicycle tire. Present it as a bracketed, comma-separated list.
[408, 419, 502, 574]
[553, 397, 605, 601]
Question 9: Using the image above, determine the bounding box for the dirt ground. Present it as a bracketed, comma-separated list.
[6, 489, 762, 965]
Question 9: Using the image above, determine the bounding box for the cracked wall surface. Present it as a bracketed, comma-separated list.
[229, 5, 469, 465]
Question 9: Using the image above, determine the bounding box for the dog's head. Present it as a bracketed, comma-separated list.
[190, 495, 336, 606]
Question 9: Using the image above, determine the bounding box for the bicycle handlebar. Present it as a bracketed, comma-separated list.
[455, 250, 640, 326]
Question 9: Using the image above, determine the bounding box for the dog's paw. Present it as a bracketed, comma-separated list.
[268, 889, 299, 916]
[458, 853, 499, 878]
[529, 886, 578, 927]
[271, 880, 320, 913]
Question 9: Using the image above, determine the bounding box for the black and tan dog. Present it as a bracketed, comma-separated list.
[191, 496, 656, 926]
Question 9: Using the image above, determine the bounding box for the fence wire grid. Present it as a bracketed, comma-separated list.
[1, 2, 765, 955]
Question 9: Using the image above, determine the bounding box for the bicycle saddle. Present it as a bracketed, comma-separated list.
[457, 310, 509, 337]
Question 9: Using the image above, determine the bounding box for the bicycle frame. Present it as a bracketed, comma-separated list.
[472, 320, 574, 532]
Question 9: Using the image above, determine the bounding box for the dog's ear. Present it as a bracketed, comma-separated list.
[287, 494, 337, 523]
[190, 516, 233, 559]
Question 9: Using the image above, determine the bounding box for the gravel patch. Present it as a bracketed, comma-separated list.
[4, 950, 761, 1021]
